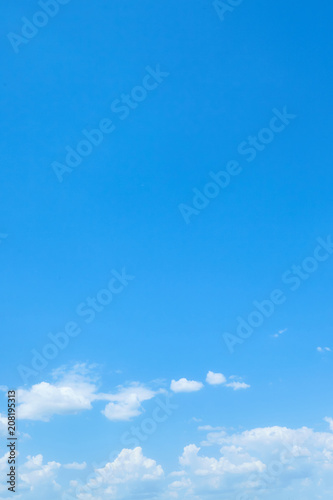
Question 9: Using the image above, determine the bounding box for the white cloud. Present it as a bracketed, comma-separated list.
[18, 381, 94, 421]
[16, 365, 249, 423]
[63, 461, 87, 470]
[76, 447, 163, 499]
[179, 443, 265, 474]
[101, 384, 157, 421]
[17, 364, 160, 422]
[325, 417, 333, 431]
[171, 378, 204, 393]
[225, 381, 250, 391]
[317, 346, 331, 353]
[175, 424, 333, 498]
[17, 366, 97, 421]
[20, 454, 61, 491]
[169, 476, 192, 491]
[9, 419, 333, 500]
[206, 371, 226, 385]
[95, 447, 163, 482]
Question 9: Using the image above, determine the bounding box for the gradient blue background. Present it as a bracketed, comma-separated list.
[1, 0, 333, 481]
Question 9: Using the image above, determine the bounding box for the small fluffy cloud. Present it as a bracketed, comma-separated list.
[171, 378, 204, 393]
[206, 371, 226, 385]
[101, 384, 157, 421]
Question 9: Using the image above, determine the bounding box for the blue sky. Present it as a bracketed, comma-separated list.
[1, 1, 333, 498]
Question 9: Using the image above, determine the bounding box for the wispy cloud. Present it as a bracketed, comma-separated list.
[206, 371, 226, 385]
[324, 416, 333, 431]
[272, 328, 288, 338]
[225, 381, 250, 390]
[63, 461, 87, 470]
[317, 346, 331, 353]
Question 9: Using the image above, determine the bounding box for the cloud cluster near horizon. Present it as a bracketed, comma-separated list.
[4, 417, 333, 500]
